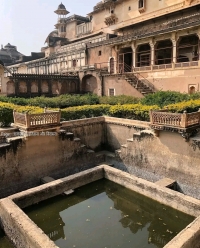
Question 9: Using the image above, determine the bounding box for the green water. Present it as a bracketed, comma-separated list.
[25, 179, 195, 248]
[0, 228, 14, 248]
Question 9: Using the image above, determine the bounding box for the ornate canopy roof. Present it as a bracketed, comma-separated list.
[54, 2, 69, 15]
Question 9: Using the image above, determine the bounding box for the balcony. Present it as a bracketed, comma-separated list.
[13, 109, 61, 131]
[149, 109, 200, 140]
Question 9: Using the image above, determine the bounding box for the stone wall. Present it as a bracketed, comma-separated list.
[104, 117, 200, 199]
[0, 118, 105, 198]
[1, 116, 200, 201]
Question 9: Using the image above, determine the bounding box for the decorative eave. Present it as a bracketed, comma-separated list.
[54, 9, 69, 15]
[9, 73, 79, 80]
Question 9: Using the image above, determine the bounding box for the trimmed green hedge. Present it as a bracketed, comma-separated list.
[1, 98, 200, 127]
[61, 105, 111, 120]
[0, 94, 140, 108]
[140, 91, 200, 108]
[0, 102, 156, 126]
[109, 104, 158, 121]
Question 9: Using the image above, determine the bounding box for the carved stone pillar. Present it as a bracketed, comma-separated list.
[150, 40, 155, 66]
[172, 39, 177, 64]
[131, 42, 136, 68]
[171, 33, 178, 64]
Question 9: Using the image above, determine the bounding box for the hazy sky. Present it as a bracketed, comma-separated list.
[0, 0, 97, 55]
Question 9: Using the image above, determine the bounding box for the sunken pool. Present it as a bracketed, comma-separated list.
[24, 179, 194, 248]
[0, 228, 14, 248]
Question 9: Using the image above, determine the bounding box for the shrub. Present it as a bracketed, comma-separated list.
[140, 91, 200, 108]
[165, 99, 200, 113]
[61, 105, 110, 120]
[109, 104, 159, 121]
[0, 102, 43, 127]
[0, 94, 100, 109]
[0, 103, 14, 127]
[99, 95, 139, 105]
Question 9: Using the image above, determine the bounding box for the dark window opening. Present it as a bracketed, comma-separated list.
[98, 51, 102, 56]
[109, 88, 115, 96]
[72, 60, 77, 67]
[139, 0, 144, 8]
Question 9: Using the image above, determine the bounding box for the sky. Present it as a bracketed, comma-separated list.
[0, 0, 98, 55]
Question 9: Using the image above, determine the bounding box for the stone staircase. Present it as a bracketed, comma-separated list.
[116, 129, 155, 158]
[59, 130, 96, 155]
[0, 128, 23, 149]
[124, 73, 155, 96]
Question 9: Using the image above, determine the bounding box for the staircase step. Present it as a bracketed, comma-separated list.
[0, 143, 11, 148]
[87, 149, 95, 153]
[7, 136, 24, 143]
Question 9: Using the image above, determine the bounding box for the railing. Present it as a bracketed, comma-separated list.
[133, 69, 155, 92]
[149, 110, 200, 128]
[94, 62, 109, 73]
[175, 61, 199, 68]
[153, 64, 172, 70]
[13, 109, 61, 130]
[134, 66, 151, 72]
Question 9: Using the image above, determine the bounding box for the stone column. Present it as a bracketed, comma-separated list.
[171, 33, 178, 65]
[196, 31, 200, 61]
[172, 39, 177, 64]
[48, 79, 52, 96]
[150, 40, 155, 69]
[27, 80, 31, 97]
[131, 42, 136, 69]
[38, 80, 42, 97]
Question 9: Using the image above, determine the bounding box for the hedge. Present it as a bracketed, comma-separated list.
[140, 91, 200, 107]
[1, 99, 200, 127]
[0, 102, 43, 127]
[0, 94, 140, 108]
[165, 99, 200, 113]
[109, 104, 158, 121]
[0, 102, 156, 127]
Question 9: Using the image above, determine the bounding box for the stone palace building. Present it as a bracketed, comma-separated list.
[1, 0, 200, 97]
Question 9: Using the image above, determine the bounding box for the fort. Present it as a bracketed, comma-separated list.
[0, 1, 200, 247]
[1, 0, 200, 97]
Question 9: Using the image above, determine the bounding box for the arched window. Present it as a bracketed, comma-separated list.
[189, 86, 196, 94]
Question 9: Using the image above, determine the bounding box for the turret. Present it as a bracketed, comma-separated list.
[54, 3, 69, 38]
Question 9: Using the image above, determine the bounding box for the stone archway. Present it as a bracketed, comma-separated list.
[7, 81, 15, 95]
[41, 81, 49, 93]
[136, 43, 151, 67]
[31, 82, 38, 93]
[177, 34, 199, 62]
[155, 39, 173, 65]
[81, 75, 97, 94]
[19, 81, 27, 93]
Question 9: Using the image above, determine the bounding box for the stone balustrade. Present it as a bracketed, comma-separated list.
[149, 109, 200, 129]
[13, 109, 61, 131]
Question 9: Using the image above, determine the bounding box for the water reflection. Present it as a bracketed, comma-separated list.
[25, 179, 194, 248]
